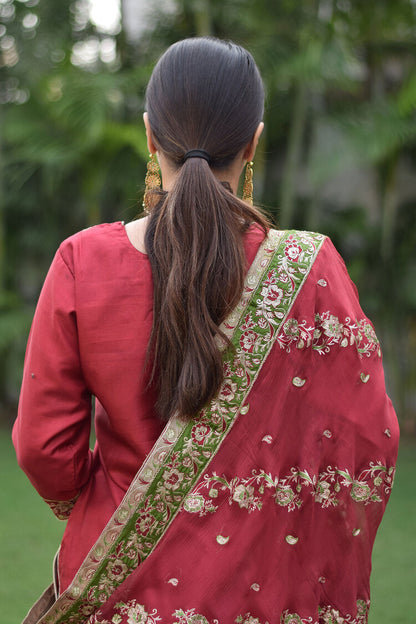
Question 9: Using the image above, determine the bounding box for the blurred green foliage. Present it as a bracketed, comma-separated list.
[0, 0, 415, 426]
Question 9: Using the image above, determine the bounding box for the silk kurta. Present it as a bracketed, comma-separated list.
[13, 222, 265, 593]
[13, 223, 399, 624]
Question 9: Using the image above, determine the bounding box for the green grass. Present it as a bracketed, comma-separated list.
[1, 429, 415, 623]
[0, 429, 64, 622]
[369, 439, 416, 624]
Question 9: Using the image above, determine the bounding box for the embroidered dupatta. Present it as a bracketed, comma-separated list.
[25, 230, 398, 624]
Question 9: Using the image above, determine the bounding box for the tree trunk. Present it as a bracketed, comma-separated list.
[380, 153, 399, 262]
[0, 107, 5, 293]
[194, 0, 212, 36]
[279, 82, 308, 228]
[83, 167, 103, 227]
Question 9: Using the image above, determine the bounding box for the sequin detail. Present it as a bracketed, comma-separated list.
[216, 535, 230, 545]
[285, 535, 299, 545]
[292, 377, 306, 387]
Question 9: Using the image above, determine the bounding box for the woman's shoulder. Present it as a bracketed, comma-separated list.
[263, 227, 332, 259]
[266, 228, 343, 262]
[264, 228, 358, 301]
[57, 221, 146, 270]
[267, 227, 327, 242]
[246, 227, 348, 280]
[59, 221, 125, 249]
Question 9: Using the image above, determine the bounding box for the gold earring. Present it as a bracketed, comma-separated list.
[143, 153, 161, 214]
[242, 161, 254, 205]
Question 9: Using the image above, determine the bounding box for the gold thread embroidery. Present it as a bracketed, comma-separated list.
[183, 462, 395, 516]
[43, 494, 79, 520]
[278, 314, 380, 358]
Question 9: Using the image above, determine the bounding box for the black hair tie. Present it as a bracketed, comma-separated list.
[183, 149, 211, 163]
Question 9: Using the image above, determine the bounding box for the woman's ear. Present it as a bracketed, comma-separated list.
[244, 122, 264, 162]
[143, 112, 157, 154]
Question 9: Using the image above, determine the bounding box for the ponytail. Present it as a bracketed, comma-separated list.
[143, 36, 269, 420]
[145, 158, 269, 421]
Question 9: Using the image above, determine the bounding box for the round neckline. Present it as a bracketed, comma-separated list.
[118, 220, 266, 259]
[119, 220, 149, 258]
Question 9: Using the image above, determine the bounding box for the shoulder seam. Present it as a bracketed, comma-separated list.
[58, 247, 75, 278]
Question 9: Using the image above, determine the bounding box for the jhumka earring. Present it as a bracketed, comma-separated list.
[242, 160, 254, 205]
[143, 153, 161, 214]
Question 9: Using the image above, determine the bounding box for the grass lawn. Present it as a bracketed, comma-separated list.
[369, 438, 416, 624]
[0, 428, 64, 622]
[1, 429, 415, 622]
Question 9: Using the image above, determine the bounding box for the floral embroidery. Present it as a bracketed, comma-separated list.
[173, 609, 218, 624]
[191, 423, 211, 445]
[106, 560, 128, 583]
[135, 512, 156, 536]
[275, 485, 296, 507]
[43, 494, 79, 520]
[281, 613, 312, 624]
[259, 271, 284, 318]
[232, 484, 257, 509]
[235, 614, 269, 624]
[162, 465, 185, 491]
[277, 313, 381, 358]
[182, 494, 206, 514]
[182, 463, 395, 516]
[281, 600, 369, 624]
[318, 598, 369, 623]
[284, 235, 303, 262]
[90, 600, 161, 623]
[36, 231, 326, 624]
[350, 482, 371, 502]
[88, 602, 369, 624]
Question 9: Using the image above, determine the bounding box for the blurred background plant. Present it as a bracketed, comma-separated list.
[1, 0, 415, 429]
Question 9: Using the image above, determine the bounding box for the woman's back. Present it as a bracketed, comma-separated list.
[15, 220, 267, 592]
[13, 37, 398, 624]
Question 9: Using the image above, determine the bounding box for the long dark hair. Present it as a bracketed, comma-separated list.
[144, 37, 269, 421]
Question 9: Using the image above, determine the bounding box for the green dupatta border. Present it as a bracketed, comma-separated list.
[37, 229, 325, 624]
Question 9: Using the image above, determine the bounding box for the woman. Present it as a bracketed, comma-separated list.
[13, 37, 398, 624]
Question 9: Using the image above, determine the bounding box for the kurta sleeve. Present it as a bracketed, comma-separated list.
[13, 246, 93, 519]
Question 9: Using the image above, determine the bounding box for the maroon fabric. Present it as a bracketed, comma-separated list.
[13, 223, 398, 623]
[13, 222, 265, 592]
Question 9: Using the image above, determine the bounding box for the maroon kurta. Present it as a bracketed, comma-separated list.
[13, 222, 266, 593]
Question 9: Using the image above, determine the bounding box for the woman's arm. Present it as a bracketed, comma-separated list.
[13, 247, 93, 519]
